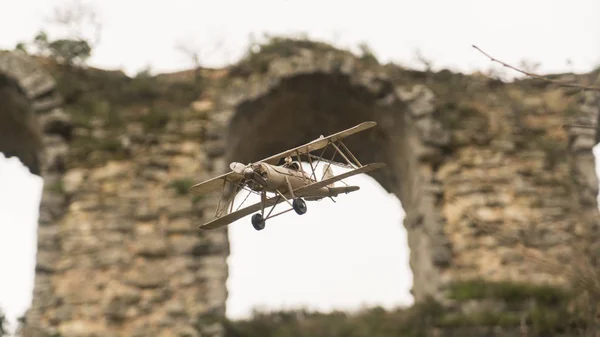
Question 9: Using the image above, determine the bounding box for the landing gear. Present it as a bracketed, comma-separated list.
[251, 213, 265, 231]
[250, 197, 306, 231]
[292, 198, 307, 215]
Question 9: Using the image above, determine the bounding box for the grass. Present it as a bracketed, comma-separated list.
[446, 279, 571, 306]
[215, 280, 582, 337]
[218, 296, 585, 337]
[221, 301, 442, 337]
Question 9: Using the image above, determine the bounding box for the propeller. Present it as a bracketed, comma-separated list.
[230, 162, 268, 187]
[230, 162, 247, 175]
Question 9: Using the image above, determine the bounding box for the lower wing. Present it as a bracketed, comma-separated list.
[189, 171, 243, 196]
[198, 192, 289, 230]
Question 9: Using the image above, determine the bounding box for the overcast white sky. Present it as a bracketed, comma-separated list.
[1, 0, 599, 333]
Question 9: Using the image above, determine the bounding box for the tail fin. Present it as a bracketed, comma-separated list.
[322, 165, 335, 187]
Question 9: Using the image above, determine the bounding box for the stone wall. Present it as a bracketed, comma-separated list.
[0, 40, 599, 336]
[0, 52, 228, 337]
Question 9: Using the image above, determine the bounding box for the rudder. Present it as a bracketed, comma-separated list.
[322, 164, 335, 187]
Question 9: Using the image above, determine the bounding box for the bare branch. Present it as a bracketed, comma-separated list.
[563, 124, 597, 129]
[47, 0, 102, 47]
[472, 45, 600, 93]
[413, 48, 433, 72]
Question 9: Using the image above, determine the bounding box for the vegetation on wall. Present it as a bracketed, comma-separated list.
[219, 284, 587, 337]
[0, 309, 6, 337]
[229, 33, 379, 77]
[222, 301, 442, 337]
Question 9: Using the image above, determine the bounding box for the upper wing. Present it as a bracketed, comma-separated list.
[189, 171, 243, 196]
[295, 162, 386, 196]
[199, 193, 289, 230]
[261, 121, 377, 165]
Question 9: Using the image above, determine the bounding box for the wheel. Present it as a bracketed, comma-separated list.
[251, 213, 265, 231]
[292, 198, 307, 215]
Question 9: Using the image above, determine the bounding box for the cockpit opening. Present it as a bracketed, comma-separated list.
[282, 156, 301, 170]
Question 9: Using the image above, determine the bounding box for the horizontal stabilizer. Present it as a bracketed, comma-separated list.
[328, 186, 360, 196]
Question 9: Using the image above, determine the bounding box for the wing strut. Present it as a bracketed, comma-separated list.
[260, 121, 377, 165]
[338, 141, 362, 167]
[309, 136, 367, 185]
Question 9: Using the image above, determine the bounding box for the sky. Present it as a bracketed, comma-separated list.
[0, 0, 599, 333]
[226, 163, 409, 318]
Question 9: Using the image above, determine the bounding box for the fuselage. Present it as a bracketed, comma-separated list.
[246, 162, 358, 200]
[248, 162, 315, 193]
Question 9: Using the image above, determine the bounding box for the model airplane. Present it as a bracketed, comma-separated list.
[189, 121, 385, 231]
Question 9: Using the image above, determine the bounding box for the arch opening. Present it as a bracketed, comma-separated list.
[0, 71, 45, 333]
[223, 73, 414, 318]
[0, 154, 43, 333]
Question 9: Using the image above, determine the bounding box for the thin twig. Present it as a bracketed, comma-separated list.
[563, 124, 597, 129]
[472, 45, 600, 93]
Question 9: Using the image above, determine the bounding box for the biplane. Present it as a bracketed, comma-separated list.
[189, 121, 385, 231]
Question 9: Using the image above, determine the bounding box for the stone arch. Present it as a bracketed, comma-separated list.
[0, 51, 72, 185]
[202, 44, 600, 306]
[0, 50, 72, 335]
[0, 51, 72, 222]
[0, 51, 68, 174]
[203, 47, 458, 303]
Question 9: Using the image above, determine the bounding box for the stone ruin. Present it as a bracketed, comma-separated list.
[1, 41, 600, 336]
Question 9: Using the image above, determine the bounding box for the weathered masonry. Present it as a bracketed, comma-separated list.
[1, 42, 599, 336]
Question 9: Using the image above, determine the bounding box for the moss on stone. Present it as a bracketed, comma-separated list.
[512, 123, 568, 171]
[537, 136, 567, 170]
[440, 101, 487, 129]
[437, 311, 522, 327]
[168, 178, 195, 195]
[191, 194, 204, 204]
[0, 308, 7, 337]
[230, 35, 351, 77]
[69, 135, 129, 167]
[437, 101, 491, 148]
[140, 107, 170, 132]
[45, 180, 64, 194]
[446, 279, 571, 306]
[437, 306, 583, 335]
[45, 58, 204, 170]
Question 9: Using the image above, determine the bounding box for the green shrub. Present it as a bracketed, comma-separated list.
[141, 107, 170, 132]
[168, 178, 195, 195]
[0, 308, 7, 337]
